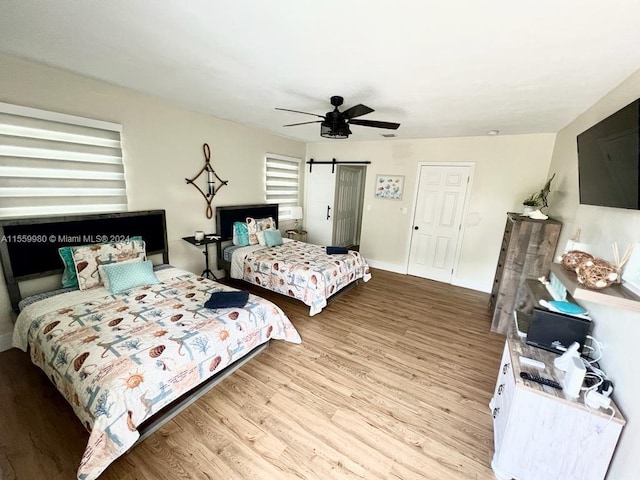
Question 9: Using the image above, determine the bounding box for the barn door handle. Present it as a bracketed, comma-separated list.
[326, 205, 331, 220]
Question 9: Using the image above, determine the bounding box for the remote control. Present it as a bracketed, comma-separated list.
[519, 356, 545, 369]
[520, 371, 562, 389]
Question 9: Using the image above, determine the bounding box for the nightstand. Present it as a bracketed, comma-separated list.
[182, 234, 222, 280]
[285, 229, 307, 242]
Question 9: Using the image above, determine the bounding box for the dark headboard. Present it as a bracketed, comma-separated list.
[216, 204, 279, 241]
[0, 210, 169, 312]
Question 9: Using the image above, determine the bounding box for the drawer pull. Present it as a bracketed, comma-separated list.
[498, 384, 505, 395]
[502, 363, 510, 374]
[492, 407, 500, 419]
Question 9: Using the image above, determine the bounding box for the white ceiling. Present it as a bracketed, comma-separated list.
[2, 0, 640, 142]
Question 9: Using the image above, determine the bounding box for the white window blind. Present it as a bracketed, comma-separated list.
[0, 102, 127, 218]
[265, 153, 301, 220]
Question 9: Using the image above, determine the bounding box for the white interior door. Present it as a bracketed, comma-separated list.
[333, 166, 364, 247]
[408, 164, 470, 283]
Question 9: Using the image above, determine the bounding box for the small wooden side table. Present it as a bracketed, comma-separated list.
[285, 229, 307, 242]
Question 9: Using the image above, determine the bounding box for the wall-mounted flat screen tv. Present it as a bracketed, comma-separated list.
[577, 98, 640, 209]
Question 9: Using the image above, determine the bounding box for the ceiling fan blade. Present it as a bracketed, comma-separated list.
[349, 118, 400, 130]
[275, 107, 325, 119]
[283, 120, 322, 127]
[342, 104, 374, 119]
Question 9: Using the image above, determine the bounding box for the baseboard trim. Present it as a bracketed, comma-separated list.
[0, 332, 13, 352]
[366, 259, 488, 293]
[365, 259, 407, 274]
[452, 277, 490, 293]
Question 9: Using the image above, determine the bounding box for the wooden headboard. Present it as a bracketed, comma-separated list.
[215, 204, 279, 241]
[0, 210, 169, 312]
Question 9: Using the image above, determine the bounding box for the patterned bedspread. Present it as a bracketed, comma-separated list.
[12, 267, 301, 480]
[231, 241, 371, 315]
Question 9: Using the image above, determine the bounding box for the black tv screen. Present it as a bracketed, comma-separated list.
[577, 98, 640, 209]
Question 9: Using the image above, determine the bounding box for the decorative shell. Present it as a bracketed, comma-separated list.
[171, 314, 183, 322]
[561, 250, 594, 272]
[43, 321, 60, 334]
[149, 345, 165, 358]
[228, 311, 239, 320]
[576, 258, 618, 290]
[75, 261, 89, 273]
[126, 410, 136, 431]
[108, 317, 123, 327]
[185, 293, 195, 298]
[266, 326, 273, 338]
[73, 352, 90, 371]
[209, 355, 222, 371]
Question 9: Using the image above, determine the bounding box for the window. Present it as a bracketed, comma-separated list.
[265, 153, 301, 220]
[0, 102, 126, 218]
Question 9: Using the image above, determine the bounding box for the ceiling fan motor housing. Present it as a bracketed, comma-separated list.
[277, 94, 399, 139]
[330, 95, 344, 107]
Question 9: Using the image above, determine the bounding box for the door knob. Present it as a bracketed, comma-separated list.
[414, 226, 419, 230]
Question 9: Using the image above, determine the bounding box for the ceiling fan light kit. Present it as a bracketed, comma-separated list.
[277, 95, 400, 139]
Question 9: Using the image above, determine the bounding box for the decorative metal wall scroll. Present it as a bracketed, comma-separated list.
[185, 143, 228, 218]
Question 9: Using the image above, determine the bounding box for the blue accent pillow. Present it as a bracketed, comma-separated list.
[101, 260, 159, 294]
[326, 246, 349, 254]
[264, 229, 283, 247]
[232, 222, 250, 246]
[58, 246, 79, 288]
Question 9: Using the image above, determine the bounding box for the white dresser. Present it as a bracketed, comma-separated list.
[490, 331, 625, 480]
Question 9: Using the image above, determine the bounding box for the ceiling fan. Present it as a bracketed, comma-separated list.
[276, 95, 400, 139]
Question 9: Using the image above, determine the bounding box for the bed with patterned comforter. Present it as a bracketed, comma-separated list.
[12, 267, 301, 480]
[228, 240, 371, 315]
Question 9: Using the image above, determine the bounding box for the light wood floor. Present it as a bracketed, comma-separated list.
[0, 269, 506, 479]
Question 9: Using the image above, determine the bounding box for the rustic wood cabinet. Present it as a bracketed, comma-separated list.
[489, 213, 561, 334]
[490, 332, 625, 480]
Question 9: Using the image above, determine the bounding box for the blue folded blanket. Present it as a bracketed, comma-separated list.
[205, 290, 249, 309]
[326, 246, 349, 255]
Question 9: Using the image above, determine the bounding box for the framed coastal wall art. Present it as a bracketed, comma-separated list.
[374, 175, 404, 200]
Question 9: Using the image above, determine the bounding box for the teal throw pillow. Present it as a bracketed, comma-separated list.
[233, 222, 250, 246]
[58, 246, 79, 288]
[101, 260, 159, 294]
[264, 229, 283, 247]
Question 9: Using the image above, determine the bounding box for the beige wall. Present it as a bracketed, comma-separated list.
[307, 134, 556, 291]
[546, 69, 640, 479]
[0, 53, 305, 344]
